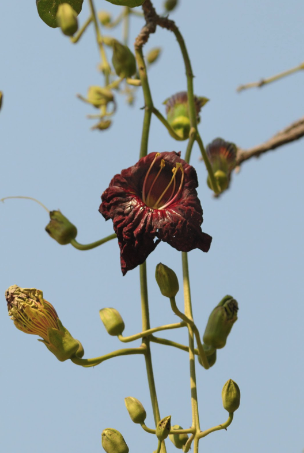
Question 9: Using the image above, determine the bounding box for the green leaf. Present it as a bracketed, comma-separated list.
[36, 0, 83, 28]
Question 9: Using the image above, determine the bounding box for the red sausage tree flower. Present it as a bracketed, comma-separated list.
[99, 151, 212, 275]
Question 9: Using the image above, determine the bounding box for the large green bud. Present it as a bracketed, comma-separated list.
[203, 295, 238, 349]
[124, 397, 146, 424]
[105, 0, 145, 7]
[112, 41, 136, 78]
[56, 3, 78, 36]
[99, 308, 125, 336]
[155, 263, 179, 298]
[169, 425, 189, 449]
[156, 416, 171, 441]
[222, 379, 240, 413]
[45, 210, 77, 245]
[101, 429, 129, 453]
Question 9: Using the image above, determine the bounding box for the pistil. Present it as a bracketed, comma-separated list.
[142, 153, 161, 205]
[153, 163, 184, 210]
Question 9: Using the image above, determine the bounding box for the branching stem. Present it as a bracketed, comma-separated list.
[118, 322, 186, 343]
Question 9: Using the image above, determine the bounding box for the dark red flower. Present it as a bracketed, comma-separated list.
[99, 152, 212, 275]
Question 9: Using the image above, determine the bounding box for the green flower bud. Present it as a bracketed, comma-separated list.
[156, 416, 171, 441]
[0, 91, 3, 110]
[98, 11, 112, 26]
[164, 92, 208, 140]
[203, 295, 238, 349]
[198, 344, 217, 368]
[45, 210, 77, 245]
[102, 428, 129, 453]
[56, 3, 78, 36]
[124, 397, 146, 424]
[87, 86, 114, 108]
[207, 170, 229, 193]
[222, 379, 240, 413]
[99, 308, 125, 336]
[146, 48, 162, 65]
[112, 41, 136, 78]
[164, 0, 178, 11]
[105, 0, 145, 7]
[6, 285, 84, 362]
[155, 263, 179, 298]
[169, 425, 189, 449]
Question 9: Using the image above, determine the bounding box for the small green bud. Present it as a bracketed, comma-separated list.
[124, 397, 146, 424]
[112, 41, 136, 78]
[203, 295, 238, 349]
[102, 428, 129, 453]
[98, 11, 112, 26]
[207, 170, 229, 193]
[198, 344, 217, 368]
[105, 0, 145, 7]
[91, 119, 112, 131]
[155, 263, 179, 298]
[99, 308, 125, 336]
[0, 91, 3, 110]
[146, 48, 162, 65]
[45, 210, 77, 245]
[56, 4, 78, 36]
[222, 379, 240, 413]
[169, 425, 189, 449]
[164, 0, 178, 12]
[87, 86, 114, 108]
[156, 416, 171, 441]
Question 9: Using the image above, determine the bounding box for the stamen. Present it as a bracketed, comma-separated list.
[153, 163, 181, 209]
[145, 159, 165, 207]
[142, 153, 161, 204]
[159, 163, 184, 210]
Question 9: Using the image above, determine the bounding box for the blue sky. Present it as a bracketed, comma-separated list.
[1, 1, 304, 452]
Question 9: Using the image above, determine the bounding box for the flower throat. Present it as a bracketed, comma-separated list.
[142, 153, 184, 210]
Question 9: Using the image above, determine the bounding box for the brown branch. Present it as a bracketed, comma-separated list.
[134, 0, 158, 49]
[236, 116, 304, 165]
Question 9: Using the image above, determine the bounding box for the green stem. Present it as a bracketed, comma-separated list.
[104, 10, 125, 29]
[141, 423, 156, 435]
[140, 263, 167, 453]
[198, 413, 234, 439]
[123, 7, 129, 45]
[87, 0, 111, 83]
[152, 107, 185, 141]
[150, 335, 198, 355]
[154, 440, 162, 453]
[237, 62, 304, 92]
[70, 16, 92, 43]
[135, 47, 153, 158]
[196, 133, 219, 194]
[169, 297, 209, 369]
[118, 322, 186, 343]
[172, 26, 197, 131]
[71, 345, 146, 368]
[181, 252, 200, 452]
[70, 233, 116, 251]
[184, 128, 197, 163]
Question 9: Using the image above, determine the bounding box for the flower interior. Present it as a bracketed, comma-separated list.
[142, 153, 184, 210]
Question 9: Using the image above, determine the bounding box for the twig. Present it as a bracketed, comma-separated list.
[237, 62, 304, 92]
[236, 116, 304, 165]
